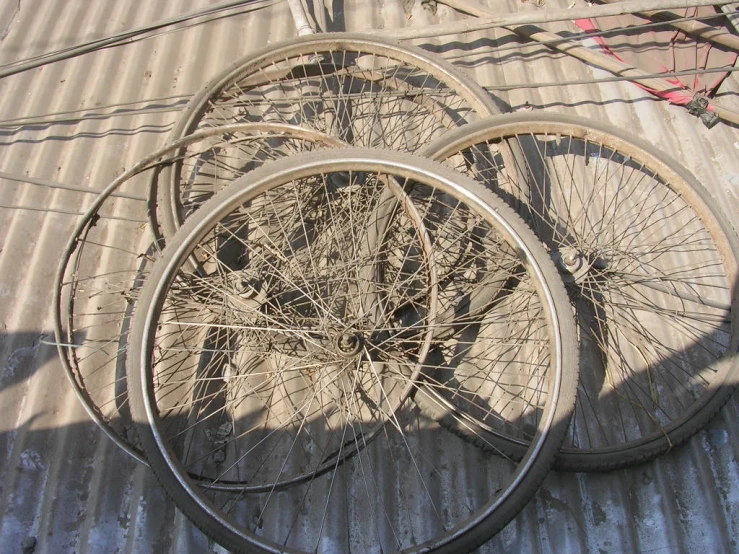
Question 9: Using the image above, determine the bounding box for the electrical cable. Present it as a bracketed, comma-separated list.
[0, 7, 733, 127]
[0, 171, 147, 201]
[0, 204, 145, 221]
[438, 0, 739, 125]
[386, 0, 739, 40]
[434, 10, 739, 59]
[0, 0, 276, 79]
[481, 64, 739, 91]
[0, 95, 190, 128]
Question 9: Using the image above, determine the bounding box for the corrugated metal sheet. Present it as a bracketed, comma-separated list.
[0, 1, 737, 553]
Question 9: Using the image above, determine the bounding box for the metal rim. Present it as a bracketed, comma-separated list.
[128, 149, 577, 554]
[155, 32, 500, 240]
[53, 123, 347, 465]
[423, 112, 739, 469]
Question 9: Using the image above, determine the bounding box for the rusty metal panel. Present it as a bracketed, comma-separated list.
[0, 1, 736, 552]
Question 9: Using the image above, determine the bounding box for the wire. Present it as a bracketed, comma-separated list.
[0, 95, 191, 129]
[481, 64, 739, 91]
[0, 0, 273, 70]
[0, 0, 276, 79]
[0, 204, 145, 221]
[1, 8, 733, 128]
[0, 171, 147, 201]
[389, 0, 739, 39]
[436, 10, 738, 61]
[429, 9, 739, 96]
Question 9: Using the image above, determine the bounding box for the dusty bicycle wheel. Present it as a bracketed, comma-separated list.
[154, 32, 500, 240]
[54, 123, 344, 464]
[422, 112, 739, 471]
[127, 149, 578, 554]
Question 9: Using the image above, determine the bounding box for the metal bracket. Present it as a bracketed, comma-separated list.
[687, 93, 719, 129]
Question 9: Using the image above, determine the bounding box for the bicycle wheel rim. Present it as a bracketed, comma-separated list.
[127, 149, 578, 554]
[53, 123, 345, 464]
[155, 32, 500, 240]
[423, 112, 739, 470]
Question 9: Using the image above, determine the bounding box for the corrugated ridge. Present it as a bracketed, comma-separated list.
[1, 2, 139, 551]
[432, 2, 739, 554]
[393, 1, 738, 553]
[0, 1, 737, 553]
[0, 2, 217, 552]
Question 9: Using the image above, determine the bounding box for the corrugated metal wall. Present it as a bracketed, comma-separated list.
[0, 1, 736, 552]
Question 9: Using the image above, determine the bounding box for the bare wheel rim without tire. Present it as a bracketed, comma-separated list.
[53, 123, 345, 464]
[154, 32, 500, 240]
[423, 112, 739, 471]
[127, 149, 578, 554]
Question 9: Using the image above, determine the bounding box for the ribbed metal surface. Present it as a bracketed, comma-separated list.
[0, 1, 736, 553]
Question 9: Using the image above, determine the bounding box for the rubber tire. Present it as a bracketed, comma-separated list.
[154, 32, 501, 242]
[128, 148, 579, 554]
[421, 111, 739, 472]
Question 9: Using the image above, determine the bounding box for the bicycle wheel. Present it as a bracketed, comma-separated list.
[423, 112, 739, 471]
[127, 149, 578, 553]
[54, 123, 343, 464]
[155, 32, 500, 240]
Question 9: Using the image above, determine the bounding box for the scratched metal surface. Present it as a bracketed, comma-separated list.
[0, 1, 737, 553]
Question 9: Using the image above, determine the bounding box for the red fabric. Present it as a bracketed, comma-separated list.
[574, 7, 738, 110]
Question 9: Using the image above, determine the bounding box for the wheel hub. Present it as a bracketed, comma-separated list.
[553, 246, 604, 284]
[335, 330, 364, 357]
